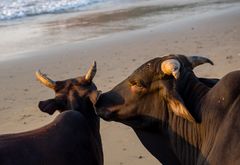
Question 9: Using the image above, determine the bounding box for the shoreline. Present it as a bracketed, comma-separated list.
[1, 4, 239, 63]
[0, 5, 239, 165]
[1, 1, 239, 60]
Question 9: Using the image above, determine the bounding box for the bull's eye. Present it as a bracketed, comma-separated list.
[129, 80, 147, 94]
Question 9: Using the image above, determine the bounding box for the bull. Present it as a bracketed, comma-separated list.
[96, 54, 240, 165]
[0, 62, 103, 165]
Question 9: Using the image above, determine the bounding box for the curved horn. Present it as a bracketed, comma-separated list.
[161, 59, 181, 79]
[187, 56, 214, 68]
[85, 61, 97, 82]
[35, 70, 56, 89]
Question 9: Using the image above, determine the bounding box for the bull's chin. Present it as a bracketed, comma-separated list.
[42, 109, 56, 115]
[96, 108, 116, 121]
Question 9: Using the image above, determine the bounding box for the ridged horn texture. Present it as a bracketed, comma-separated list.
[85, 61, 97, 82]
[35, 70, 56, 89]
[161, 59, 181, 79]
[187, 56, 214, 68]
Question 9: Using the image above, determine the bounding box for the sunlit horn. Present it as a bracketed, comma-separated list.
[187, 56, 214, 68]
[161, 59, 181, 79]
[85, 61, 97, 82]
[35, 70, 56, 89]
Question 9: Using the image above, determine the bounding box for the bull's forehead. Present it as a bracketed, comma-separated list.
[126, 58, 162, 85]
[54, 76, 95, 92]
[128, 54, 192, 82]
[133, 58, 161, 74]
[131, 56, 174, 75]
[128, 55, 189, 81]
[57, 77, 85, 85]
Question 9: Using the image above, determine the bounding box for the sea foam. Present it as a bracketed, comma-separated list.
[0, 0, 107, 21]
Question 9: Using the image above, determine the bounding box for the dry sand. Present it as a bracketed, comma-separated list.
[0, 6, 240, 165]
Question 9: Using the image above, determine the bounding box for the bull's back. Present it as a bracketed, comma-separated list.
[204, 70, 240, 113]
[199, 71, 240, 164]
[206, 95, 240, 165]
[0, 111, 102, 165]
[210, 70, 240, 102]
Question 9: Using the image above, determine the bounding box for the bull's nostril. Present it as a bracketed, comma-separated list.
[38, 100, 57, 115]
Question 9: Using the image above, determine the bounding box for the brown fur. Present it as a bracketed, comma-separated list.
[0, 72, 103, 165]
[96, 54, 240, 165]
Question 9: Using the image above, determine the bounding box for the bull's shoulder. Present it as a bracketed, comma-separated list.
[220, 70, 240, 86]
[209, 70, 240, 101]
[40, 110, 90, 134]
[54, 110, 87, 125]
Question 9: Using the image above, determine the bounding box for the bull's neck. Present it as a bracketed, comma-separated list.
[132, 128, 181, 165]
[82, 107, 103, 165]
[177, 69, 210, 120]
[82, 108, 100, 133]
[167, 69, 210, 165]
[71, 101, 101, 136]
[80, 106, 103, 162]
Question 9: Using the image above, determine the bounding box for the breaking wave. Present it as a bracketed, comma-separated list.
[0, 0, 107, 21]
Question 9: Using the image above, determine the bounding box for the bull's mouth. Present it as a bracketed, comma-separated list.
[38, 101, 56, 115]
[96, 107, 118, 121]
[40, 108, 56, 115]
[95, 91, 125, 121]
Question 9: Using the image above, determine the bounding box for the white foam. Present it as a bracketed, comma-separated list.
[0, 0, 106, 21]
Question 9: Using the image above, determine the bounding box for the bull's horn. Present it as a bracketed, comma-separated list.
[35, 70, 56, 89]
[187, 56, 214, 68]
[161, 59, 180, 79]
[85, 61, 97, 82]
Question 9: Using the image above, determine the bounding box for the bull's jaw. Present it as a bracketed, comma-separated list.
[96, 105, 161, 130]
[96, 107, 116, 121]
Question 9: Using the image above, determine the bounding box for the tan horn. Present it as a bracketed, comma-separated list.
[35, 70, 56, 89]
[187, 56, 214, 68]
[85, 61, 97, 82]
[161, 59, 181, 79]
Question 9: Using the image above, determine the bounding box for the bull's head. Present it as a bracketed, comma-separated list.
[95, 54, 213, 127]
[36, 62, 101, 115]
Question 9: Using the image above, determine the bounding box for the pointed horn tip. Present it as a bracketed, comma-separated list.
[208, 59, 214, 65]
[35, 70, 42, 79]
[92, 61, 97, 69]
[187, 56, 214, 67]
[35, 70, 47, 79]
[199, 57, 214, 65]
[85, 61, 97, 81]
[90, 61, 97, 70]
[35, 70, 56, 89]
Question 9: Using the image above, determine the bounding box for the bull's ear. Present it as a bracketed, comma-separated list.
[89, 90, 102, 105]
[38, 99, 58, 115]
[168, 94, 196, 122]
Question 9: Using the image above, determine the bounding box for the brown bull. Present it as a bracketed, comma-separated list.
[96, 54, 240, 165]
[0, 62, 103, 165]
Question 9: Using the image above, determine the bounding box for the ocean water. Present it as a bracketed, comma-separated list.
[0, 0, 111, 21]
[0, 0, 239, 61]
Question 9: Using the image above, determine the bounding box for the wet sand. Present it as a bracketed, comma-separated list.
[0, 5, 240, 165]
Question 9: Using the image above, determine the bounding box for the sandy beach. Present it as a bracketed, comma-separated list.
[0, 5, 240, 165]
